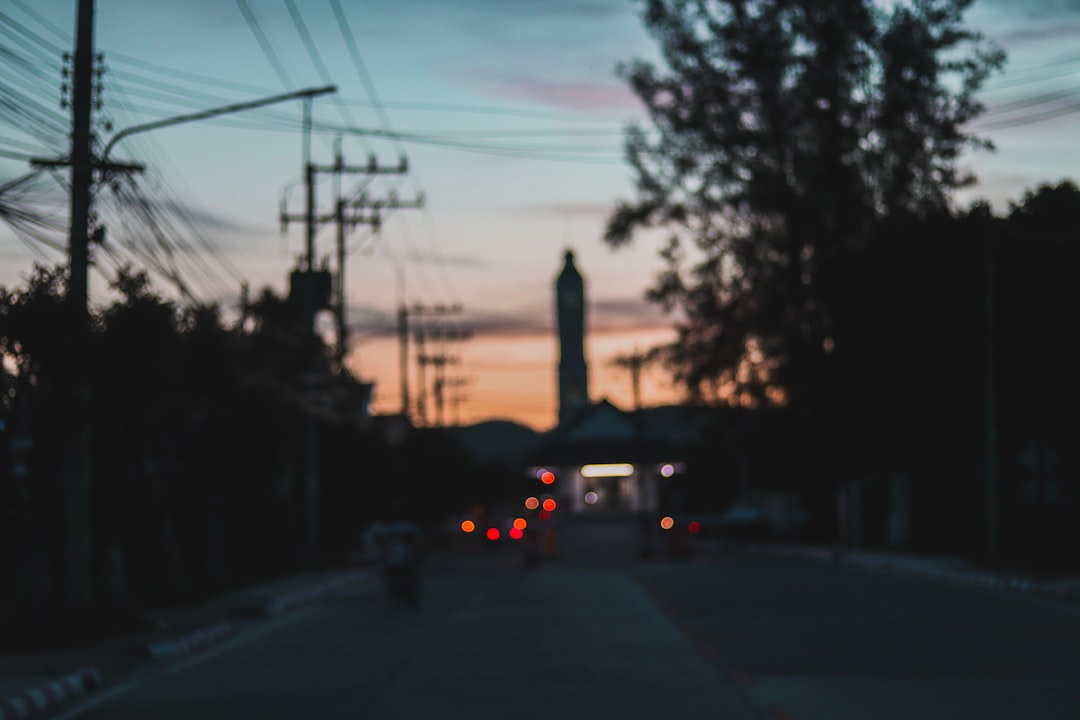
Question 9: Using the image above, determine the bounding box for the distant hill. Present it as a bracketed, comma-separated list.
[449, 420, 545, 466]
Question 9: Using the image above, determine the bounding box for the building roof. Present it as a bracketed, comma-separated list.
[529, 398, 734, 467]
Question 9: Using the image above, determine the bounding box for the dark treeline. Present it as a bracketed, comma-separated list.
[607, 0, 1078, 569]
[671, 183, 1080, 568]
[0, 267, 492, 638]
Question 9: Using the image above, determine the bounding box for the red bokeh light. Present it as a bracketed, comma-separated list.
[542, 498, 557, 512]
[486, 527, 501, 541]
[688, 521, 702, 535]
[541, 471, 555, 485]
[538, 509, 551, 521]
[509, 527, 523, 540]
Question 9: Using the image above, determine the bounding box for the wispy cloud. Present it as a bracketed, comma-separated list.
[509, 201, 616, 218]
[480, 74, 641, 113]
[456, 295, 674, 341]
[405, 251, 486, 268]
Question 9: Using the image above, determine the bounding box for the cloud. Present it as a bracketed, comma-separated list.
[453, 296, 674, 341]
[405, 252, 486, 268]
[481, 75, 641, 113]
[589, 297, 673, 332]
[509, 201, 615, 218]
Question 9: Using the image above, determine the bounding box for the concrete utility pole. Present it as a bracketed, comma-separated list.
[611, 348, 651, 411]
[405, 304, 464, 426]
[445, 376, 471, 426]
[61, 0, 96, 615]
[983, 209, 999, 564]
[35, 5, 335, 587]
[284, 148, 414, 371]
[279, 129, 420, 565]
[424, 324, 471, 427]
[27, 0, 140, 614]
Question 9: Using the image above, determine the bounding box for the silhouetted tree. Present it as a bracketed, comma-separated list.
[606, 0, 1004, 416]
[0, 265, 75, 629]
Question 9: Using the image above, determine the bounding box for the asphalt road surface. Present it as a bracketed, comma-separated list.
[634, 547, 1080, 720]
[43, 519, 1080, 720]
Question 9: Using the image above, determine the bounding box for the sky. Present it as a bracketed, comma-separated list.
[2, 0, 1079, 430]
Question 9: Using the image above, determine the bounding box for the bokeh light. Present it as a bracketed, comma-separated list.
[538, 509, 552, 521]
[525, 496, 540, 510]
[509, 527, 523, 540]
[486, 527, 501, 541]
[513, 517, 527, 530]
[461, 520, 475, 533]
[660, 516, 674, 530]
[660, 463, 675, 478]
[541, 471, 555, 485]
[542, 498, 557, 512]
[584, 491, 599, 505]
[688, 521, 701, 534]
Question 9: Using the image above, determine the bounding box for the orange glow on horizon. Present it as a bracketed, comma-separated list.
[353, 324, 682, 429]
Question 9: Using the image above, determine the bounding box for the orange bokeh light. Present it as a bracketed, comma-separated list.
[513, 517, 527, 530]
[461, 520, 475, 533]
[525, 496, 540, 510]
[660, 516, 674, 530]
[542, 498, 556, 512]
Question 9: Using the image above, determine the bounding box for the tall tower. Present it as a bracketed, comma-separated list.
[556, 249, 588, 426]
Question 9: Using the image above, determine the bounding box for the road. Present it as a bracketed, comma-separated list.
[44, 518, 1080, 719]
[635, 546, 1080, 719]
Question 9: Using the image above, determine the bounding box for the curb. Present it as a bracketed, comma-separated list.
[146, 621, 234, 659]
[0, 668, 101, 720]
[263, 571, 373, 616]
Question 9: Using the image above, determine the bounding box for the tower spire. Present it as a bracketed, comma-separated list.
[556, 249, 588, 426]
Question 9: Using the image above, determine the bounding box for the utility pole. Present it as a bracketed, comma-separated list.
[397, 268, 409, 416]
[611, 348, 653, 411]
[983, 209, 999, 565]
[405, 304, 464, 426]
[328, 177, 421, 372]
[277, 97, 337, 570]
[423, 324, 471, 427]
[284, 147, 414, 371]
[279, 131, 419, 566]
[446, 376, 471, 426]
[26, 0, 141, 614]
[62, 0, 96, 616]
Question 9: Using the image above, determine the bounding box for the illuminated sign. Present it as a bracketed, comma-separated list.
[580, 463, 634, 478]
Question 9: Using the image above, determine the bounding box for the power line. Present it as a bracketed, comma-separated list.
[234, 0, 295, 91]
[6, 0, 70, 44]
[282, 0, 377, 164]
[0, 9, 68, 59]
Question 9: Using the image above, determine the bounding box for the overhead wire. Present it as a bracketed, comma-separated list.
[103, 79, 248, 301]
[5, 1, 70, 44]
[329, 0, 461, 306]
[0, 9, 67, 62]
[234, 0, 296, 92]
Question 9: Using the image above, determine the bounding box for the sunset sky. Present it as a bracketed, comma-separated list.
[2, 0, 1079, 429]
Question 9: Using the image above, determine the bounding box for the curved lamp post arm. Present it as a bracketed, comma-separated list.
[102, 85, 337, 162]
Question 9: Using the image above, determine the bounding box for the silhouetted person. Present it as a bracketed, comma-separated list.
[371, 499, 424, 610]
